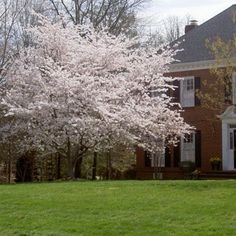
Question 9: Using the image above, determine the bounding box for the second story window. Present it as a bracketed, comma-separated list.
[185, 79, 194, 91]
[180, 77, 195, 107]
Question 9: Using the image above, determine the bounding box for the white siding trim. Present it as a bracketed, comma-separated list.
[168, 58, 236, 73]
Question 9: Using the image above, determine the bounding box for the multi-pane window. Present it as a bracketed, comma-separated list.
[144, 146, 165, 168]
[184, 133, 194, 143]
[181, 132, 195, 163]
[184, 79, 194, 91]
[180, 77, 195, 107]
[149, 86, 159, 97]
[144, 151, 151, 167]
[224, 76, 232, 103]
[230, 131, 233, 150]
[181, 131, 201, 167]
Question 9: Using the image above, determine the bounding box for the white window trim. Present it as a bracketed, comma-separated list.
[181, 132, 196, 163]
[180, 76, 195, 108]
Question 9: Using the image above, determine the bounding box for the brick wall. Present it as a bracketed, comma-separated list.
[136, 69, 223, 179]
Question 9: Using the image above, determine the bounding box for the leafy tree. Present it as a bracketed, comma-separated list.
[197, 36, 236, 113]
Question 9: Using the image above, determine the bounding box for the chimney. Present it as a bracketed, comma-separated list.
[185, 20, 198, 34]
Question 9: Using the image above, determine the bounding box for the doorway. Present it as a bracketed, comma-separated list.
[228, 128, 236, 170]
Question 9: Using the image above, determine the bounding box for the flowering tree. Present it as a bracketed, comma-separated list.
[1, 16, 191, 178]
[0, 108, 32, 182]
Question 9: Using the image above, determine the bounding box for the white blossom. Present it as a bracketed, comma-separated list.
[1, 16, 191, 165]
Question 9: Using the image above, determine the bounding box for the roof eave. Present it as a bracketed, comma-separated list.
[168, 58, 236, 73]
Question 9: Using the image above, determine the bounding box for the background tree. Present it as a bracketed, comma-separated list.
[197, 37, 236, 111]
[81, 145, 136, 180]
[141, 14, 191, 47]
[49, 0, 146, 36]
[163, 15, 191, 43]
[194, 35, 236, 138]
[0, 0, 54, 82]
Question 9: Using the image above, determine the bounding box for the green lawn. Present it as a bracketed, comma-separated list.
[0, 180, 236, 236]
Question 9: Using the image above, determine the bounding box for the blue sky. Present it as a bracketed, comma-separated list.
[139, 0, 236, 25]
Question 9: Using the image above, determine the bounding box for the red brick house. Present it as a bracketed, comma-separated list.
[136, 5, 236, 179]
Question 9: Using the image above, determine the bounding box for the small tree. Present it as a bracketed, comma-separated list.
[197, 36, 236, 113]
[196, 10, 236, 111]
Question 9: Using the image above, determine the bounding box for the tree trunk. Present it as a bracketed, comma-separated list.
[92, 152, 97, 180]
[66, 137, 74, 179]
[68, 160, 74, 179]
[74, 156, 83, 179]
[57, 153, 61, 179]
[106, 150, 112, 180]
[8, 158, 11, 183]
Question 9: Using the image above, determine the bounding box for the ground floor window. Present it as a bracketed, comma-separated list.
[180, 131, 201, 167]
[144, 148, 165, 168]
[181, 133, 195, 163]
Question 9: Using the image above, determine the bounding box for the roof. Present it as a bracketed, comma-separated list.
[174, 4, 236, 64]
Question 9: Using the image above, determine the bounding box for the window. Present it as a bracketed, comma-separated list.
[224, 76, 232, 103]
[181, 132, 195, 163]
[184, 133, 194, 143]
[144, 146, 165, 168]
[230, 132, 233, 150]
[184, 79, 194, 91]
[180, 77, 195, 107]
[181, 131, 201, 167]
[148, 86, 163, 98]
[151, 151, 165, 168]
[144, 151, 151, 167]
[232, 72, 236, 104]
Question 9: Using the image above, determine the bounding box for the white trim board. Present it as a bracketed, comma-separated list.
[168, 58, 236, 73]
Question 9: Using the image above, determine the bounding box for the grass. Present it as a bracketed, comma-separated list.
[0, 180, 236, 236]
